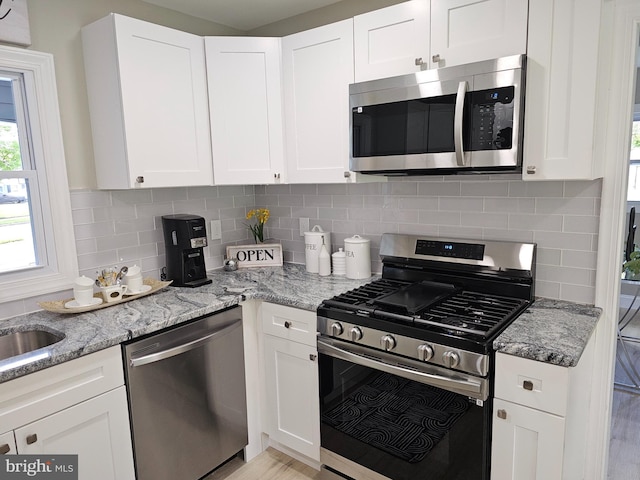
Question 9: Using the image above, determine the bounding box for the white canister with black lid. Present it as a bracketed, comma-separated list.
[304, 225, 331, 273]
[344, 235, 371, 279]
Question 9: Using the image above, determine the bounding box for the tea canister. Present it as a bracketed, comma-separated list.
[344, 235, 371, 279]
[304, 225, 331, 273]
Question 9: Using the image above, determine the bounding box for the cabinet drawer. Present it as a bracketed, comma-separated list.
[0, 346, 124, 433]
[494, 353, 569, 416]
[260, 303, 317, 347]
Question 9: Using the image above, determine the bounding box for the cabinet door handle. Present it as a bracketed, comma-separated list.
[526, 166, 536, 174]
[432, 54, 441, 64]
[136, 176, 144, 183]
[309, 354, 317, 361]
[523, 380, 534, 391]
[497, 409, 507, 420]
[414, 57, 424, 66]
[0, 443, 10, 454]
[26, 434, 37, 445]
[284, 321, 291, 329]
[343, 171, 351, 178]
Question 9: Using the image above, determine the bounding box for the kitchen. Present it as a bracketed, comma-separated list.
[0, 0, 634, 479]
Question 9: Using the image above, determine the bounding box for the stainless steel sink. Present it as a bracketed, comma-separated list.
[0, 330, 64, 361]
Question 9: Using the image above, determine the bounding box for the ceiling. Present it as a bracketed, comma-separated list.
[141, 0, 345, 31]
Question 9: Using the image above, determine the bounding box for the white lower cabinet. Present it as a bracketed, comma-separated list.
[16, 387, 133, 479]
[0, 346, 135, 480]
[260, 302, 320, 462]
[491, 333, 595, 480]
[491, 398, 565, 480]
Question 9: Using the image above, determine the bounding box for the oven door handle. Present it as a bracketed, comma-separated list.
[317, 338, 488, 401]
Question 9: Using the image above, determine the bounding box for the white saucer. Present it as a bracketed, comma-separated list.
[124, 284, 152, 296]
[65, 297, 103, 309]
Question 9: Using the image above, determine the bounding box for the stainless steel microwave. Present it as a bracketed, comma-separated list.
[349, 55, 525, 176]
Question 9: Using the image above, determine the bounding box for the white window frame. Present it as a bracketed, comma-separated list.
[0, 45, 77, 302]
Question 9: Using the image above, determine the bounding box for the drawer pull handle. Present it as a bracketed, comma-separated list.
[284, 321, 291, 329]
[0, 443, 10, 454]
[497, 409, 507, 420]
[26, 434, 37, 445]
[523, 380, 534, 391]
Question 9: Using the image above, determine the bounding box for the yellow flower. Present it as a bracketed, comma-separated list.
[245, 208, 270, 243]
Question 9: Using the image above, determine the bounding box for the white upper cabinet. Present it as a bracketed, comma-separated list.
[430, 0, 528, 68]
[522, 0, 609, 180]
[205, 37, 286, 185]
[354, 0, 430, 81]
[282, 19, 358, 184]
[82, 14, 213, 189]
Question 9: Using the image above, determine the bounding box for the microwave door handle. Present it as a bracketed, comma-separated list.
[454, 81, 467, 167]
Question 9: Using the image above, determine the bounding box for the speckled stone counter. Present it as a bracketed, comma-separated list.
[0, 263, 602, 383]
[0, 264, 374, 383]
[493, 298, 602, 367]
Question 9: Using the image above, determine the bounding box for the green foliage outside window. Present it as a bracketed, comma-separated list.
[0, 124, 20, 171]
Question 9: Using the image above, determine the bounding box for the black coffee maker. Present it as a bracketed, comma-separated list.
[162, 214, 213, 287]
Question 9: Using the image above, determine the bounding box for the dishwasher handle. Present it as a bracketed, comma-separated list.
[129, 319, 241, 368]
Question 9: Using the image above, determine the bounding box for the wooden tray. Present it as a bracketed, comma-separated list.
[39, 278, 172, 314]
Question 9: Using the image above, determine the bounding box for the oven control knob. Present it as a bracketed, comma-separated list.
[443, 351, 460, 368]
[417, 344, 434, 362]
[331, 322, 344, 336]
[380, 335, 396, 351]
[349, 326, 363, 342]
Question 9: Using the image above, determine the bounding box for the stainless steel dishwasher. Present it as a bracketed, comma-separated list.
[123, 306, 247, 480]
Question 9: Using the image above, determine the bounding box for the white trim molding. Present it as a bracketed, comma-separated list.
[591, 1, 640, 478]
[0, 45, 78, 302]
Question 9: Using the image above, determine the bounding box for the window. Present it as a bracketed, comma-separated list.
[628, 121, 640, 201]
[0, 46, 77, 302]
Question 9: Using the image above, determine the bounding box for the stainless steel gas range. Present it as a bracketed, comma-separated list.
[317, 233, 536, 480]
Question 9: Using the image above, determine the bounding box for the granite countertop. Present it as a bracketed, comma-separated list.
[0, 263, 602, 383]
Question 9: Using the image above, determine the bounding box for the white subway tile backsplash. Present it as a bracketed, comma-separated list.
[535, 197, 596, 216]
[417, 181, 461, 196]
[563, 215, 600, 234]
[460, 212, 509, 229]
[382, 182, 418, 196]
[439, 197, 484, 212]
[460, 181, 509, 197]
[96, 232, 139, 252]
[533, 231, 594, 251]
[509, 181, 564, 198]
[483, 197, 535, 213]
[536, 247, 562, 266]
[62, 178, 601, 307]
[562, 250, 598, 270]
[508, 213, 563, 232]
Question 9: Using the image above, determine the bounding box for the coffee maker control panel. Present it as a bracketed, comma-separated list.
[191, 237, 207, 248]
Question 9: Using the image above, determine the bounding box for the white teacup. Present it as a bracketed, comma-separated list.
[73, 276, 95, 306]
[124, 274, 144, 294]
[100, 284, 128, 302]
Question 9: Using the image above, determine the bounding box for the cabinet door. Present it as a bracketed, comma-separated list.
[263, 334, 320, 461]
[354, 0, 430, 81]
[491, 398, 565, 480]
[0, 431, 16, 455]
[16, 387, 135, 480]
[82, 14, 213, 189]
[206, 37, 285, 185]
[282, 19, 355, 184]
[522, 0, 604, 180]
[430, 0, 528, 68]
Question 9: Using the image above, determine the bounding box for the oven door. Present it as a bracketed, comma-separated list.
[318, 337, 491, 480]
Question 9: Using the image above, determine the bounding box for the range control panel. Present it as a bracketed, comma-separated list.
[415, 240, 485, 260]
